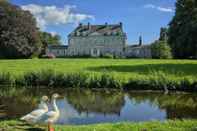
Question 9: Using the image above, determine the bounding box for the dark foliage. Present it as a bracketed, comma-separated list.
[0, 1, 41, 58]
[159, 27, 168, 41]
[39, 31, 61, 56]
[168, 0, 197, 59]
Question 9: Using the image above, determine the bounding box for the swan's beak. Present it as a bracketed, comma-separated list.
[52, 93, 63, 99]
[58, 94, 64, 99]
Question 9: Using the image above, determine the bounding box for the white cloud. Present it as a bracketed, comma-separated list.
[157, 7, 174, 12]
[144, 4, 174, 13]
[49, 31, 58, 36]
[21, 4, 94, 29]
[144, 4, 156, 9]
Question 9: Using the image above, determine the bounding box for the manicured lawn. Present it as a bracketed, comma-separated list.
[1, 120, 197, 131]
[0, 58, 197, 91]
[0, 58, 197, 80]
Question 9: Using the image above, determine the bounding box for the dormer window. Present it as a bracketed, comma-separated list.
[76, 32, 80, 36]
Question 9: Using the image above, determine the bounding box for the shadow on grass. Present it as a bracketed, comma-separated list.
[86, 64, 197, 76]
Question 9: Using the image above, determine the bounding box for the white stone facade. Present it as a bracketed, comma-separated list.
[46, 23, 152, 58]
[67, 23, 126, 57]
[67, 35, 126, 57]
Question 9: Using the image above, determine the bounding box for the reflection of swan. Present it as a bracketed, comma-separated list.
[45, 93, 60, 131]
[20, 96, 48, 123]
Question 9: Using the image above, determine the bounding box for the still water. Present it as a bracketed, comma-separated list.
[0, 88, 197, 125]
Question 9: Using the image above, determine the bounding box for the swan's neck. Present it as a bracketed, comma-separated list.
[52, 98, 59, 112]
[40, 101, 48, 111]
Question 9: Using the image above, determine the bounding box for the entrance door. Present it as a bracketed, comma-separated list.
[91, 48, 100, 57]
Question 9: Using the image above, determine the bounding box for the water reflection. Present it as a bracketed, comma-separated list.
[65, 89, 124, 115]
[0, 88, 197, 124]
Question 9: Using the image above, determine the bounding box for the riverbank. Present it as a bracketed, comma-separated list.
[0, 59, 197, 91]
[1, 120, 197, 131]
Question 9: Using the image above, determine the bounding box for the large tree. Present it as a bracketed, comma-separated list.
[168, 0, 197, 59]
[39, 31, 61, 55]
[39, 32, 61, 46]
[0, 1, 41, 58]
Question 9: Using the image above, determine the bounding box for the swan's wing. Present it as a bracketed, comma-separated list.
[29, 109, 46, 117]
[20, 109, 46, 121]
[20, 114, 36, 121]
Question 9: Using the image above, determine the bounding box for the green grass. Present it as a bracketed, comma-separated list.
[1, 120, 197, 131]
[0, 58, 196, 78]
[0, 59, 197, 91]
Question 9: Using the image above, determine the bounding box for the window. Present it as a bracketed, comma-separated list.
[93, 48, 97, 54]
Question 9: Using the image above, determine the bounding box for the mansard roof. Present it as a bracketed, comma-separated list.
[68, 23, 126, 37]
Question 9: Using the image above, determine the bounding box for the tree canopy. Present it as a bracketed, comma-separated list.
[39, 32, 61, 46]
[0, 1, 41, 58]
[39, 31, 61, 55]
[151, 40, 172, 59]
[159, 27, 168, 42]
[168, 0, 197, 59]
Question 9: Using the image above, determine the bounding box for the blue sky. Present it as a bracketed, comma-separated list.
[10, 0, 176, 45]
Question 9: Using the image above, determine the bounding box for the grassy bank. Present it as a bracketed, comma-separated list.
[0, 59, 197, 91]
[1, 120, 197, 131]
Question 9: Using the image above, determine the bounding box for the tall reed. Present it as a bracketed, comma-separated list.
[0, 70, 196, 92]
[0, 72, 13, 86]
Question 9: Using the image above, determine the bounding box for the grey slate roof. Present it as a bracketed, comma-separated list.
[68, 23, 126, 37]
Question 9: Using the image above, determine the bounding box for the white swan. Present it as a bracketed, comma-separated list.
[45, 93, 60, 124]
[42, 93, 60, 131]
[20, 96, 49, 123]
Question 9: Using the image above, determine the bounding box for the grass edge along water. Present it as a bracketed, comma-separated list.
[0, 69, 197, 92]
[1, 119, 197, 131]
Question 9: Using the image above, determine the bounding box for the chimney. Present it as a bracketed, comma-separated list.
[88, 22, 91, 30]
[119, 22, 123, 28]
[79, 23, 82, 27]
[139, 36, 142, 46]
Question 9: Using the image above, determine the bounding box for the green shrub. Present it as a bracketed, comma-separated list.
[22, 70, 57, 87]
[89, 74, 122, 89]
[62, 73, 90, 88]
[151, 40, 173, 59]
